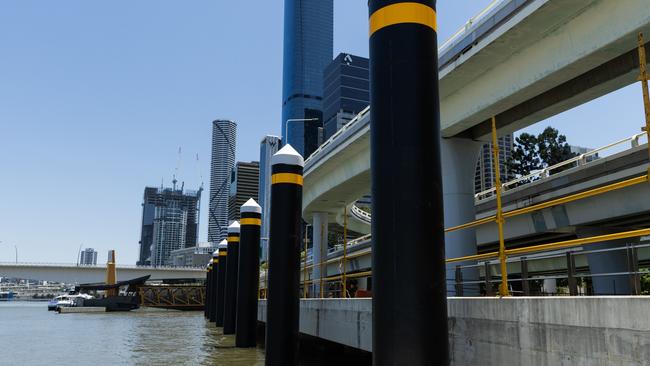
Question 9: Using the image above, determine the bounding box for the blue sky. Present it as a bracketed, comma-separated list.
[0, 1, 645, 264]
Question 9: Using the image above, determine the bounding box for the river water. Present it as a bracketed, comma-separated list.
[1, 301, 371, 366]
[1, 301, 266, 365]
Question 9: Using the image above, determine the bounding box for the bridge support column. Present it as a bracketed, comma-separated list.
[223, 221, 241, 334]
[312, 212, 328, 298]
[442, 137, 482, 296]
[369, 1, 448, 365]
[578, 228, 638, 295]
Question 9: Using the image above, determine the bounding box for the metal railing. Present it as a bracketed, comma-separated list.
[0, 262, 203, 270]
[350, 204, 371, 224]
[304, 106, 370, 168]
[474, 132, 648, 201]
[439, 0, 504, 53]
[449, 242, 648, 296]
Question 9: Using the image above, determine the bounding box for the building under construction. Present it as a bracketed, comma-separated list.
[137, 182, 202, 266]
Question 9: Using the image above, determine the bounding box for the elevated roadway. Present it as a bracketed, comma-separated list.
[298, 140, 650, 295]
[302, 0, 650, 292]
[303, 0, 650, 224]
[474, 144, 650, 249]
[0, 262, 205, 284]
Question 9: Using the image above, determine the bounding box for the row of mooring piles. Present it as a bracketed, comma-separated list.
[205, 1, 448, 364]
[203, 197, 263, 347]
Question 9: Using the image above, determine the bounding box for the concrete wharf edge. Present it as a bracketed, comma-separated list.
[258, 297, 650, 365]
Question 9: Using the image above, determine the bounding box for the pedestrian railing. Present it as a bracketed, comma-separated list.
[474, 131, 648, 201]
[449, 242, 648, 296]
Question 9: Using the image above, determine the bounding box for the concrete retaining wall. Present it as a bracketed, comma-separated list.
[258, 299, 372, 351]
[259, 297, 650, 365]
[449, 297, 650, 365]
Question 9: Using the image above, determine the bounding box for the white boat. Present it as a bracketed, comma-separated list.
[47, 293, 93, 311]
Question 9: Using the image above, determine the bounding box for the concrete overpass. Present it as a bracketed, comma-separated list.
[475, 143, 650, 250]
[296, 136, 650, 296]
[302, 0, 650, 292]
[0, 262, 205, 284]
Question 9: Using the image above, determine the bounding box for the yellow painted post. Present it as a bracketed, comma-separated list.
[491, 117, 510, 297]
[105, 249, 117, 297]
[638, 33, 650, 162]
[342, 205, 348, 298]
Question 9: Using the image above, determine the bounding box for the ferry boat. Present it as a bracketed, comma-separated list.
[0, 291, 14, 301]
[47, 293, 93, 311]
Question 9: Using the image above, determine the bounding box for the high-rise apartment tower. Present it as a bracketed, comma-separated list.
[137, 185, 201, 266]
[208, 120, 237, 243]
[79, 248, 98, 265]
[474, 135, 514, 194]
[228, 161, 260, 222]
[281, 0, 333, 158]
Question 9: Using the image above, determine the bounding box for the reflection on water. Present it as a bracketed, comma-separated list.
[1, 301, 264, 366]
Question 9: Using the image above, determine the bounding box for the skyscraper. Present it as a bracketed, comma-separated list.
[323, 53, 370, 140]
[281, 0, 333, 157]
[208, 120, 237, 243]
[259, 135, 282, 262]
[79, 248, 98, 265]
[474, 134, 514, 194]
[137, 184, 202, 266]
[228, 161, 260, 222]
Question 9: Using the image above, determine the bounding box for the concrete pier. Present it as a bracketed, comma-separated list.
[259, 297, 650, 365]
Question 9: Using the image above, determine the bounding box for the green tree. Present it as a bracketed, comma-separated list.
[537, 127, 576, 169]
[508, 132, 541, 178]
[507, 127, 576, 179]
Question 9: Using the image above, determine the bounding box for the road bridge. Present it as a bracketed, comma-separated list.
[0, 262, 205, 284]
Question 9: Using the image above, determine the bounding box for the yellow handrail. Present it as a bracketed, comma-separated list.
[446, 227, 650, 263]
[446, 174, 648, 233]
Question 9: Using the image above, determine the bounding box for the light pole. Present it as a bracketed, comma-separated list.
[14, 245, 17, 263]
[284, 118, 319, 146]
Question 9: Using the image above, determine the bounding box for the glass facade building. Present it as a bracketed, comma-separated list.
[281, 0, 333, 158]
[474, 134, 514, 194]
[258, 135, 282, 262]
[323, 53, 370, 140]
[79, 248, 98, 266]
[228, 161, 260, 222]
[208, 120, 237, 243]
[137, 186, 202, 266]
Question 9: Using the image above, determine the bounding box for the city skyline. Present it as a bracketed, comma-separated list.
[1, 0, 645, 263]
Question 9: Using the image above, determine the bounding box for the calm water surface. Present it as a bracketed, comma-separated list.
[1, 301, 264, 366]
